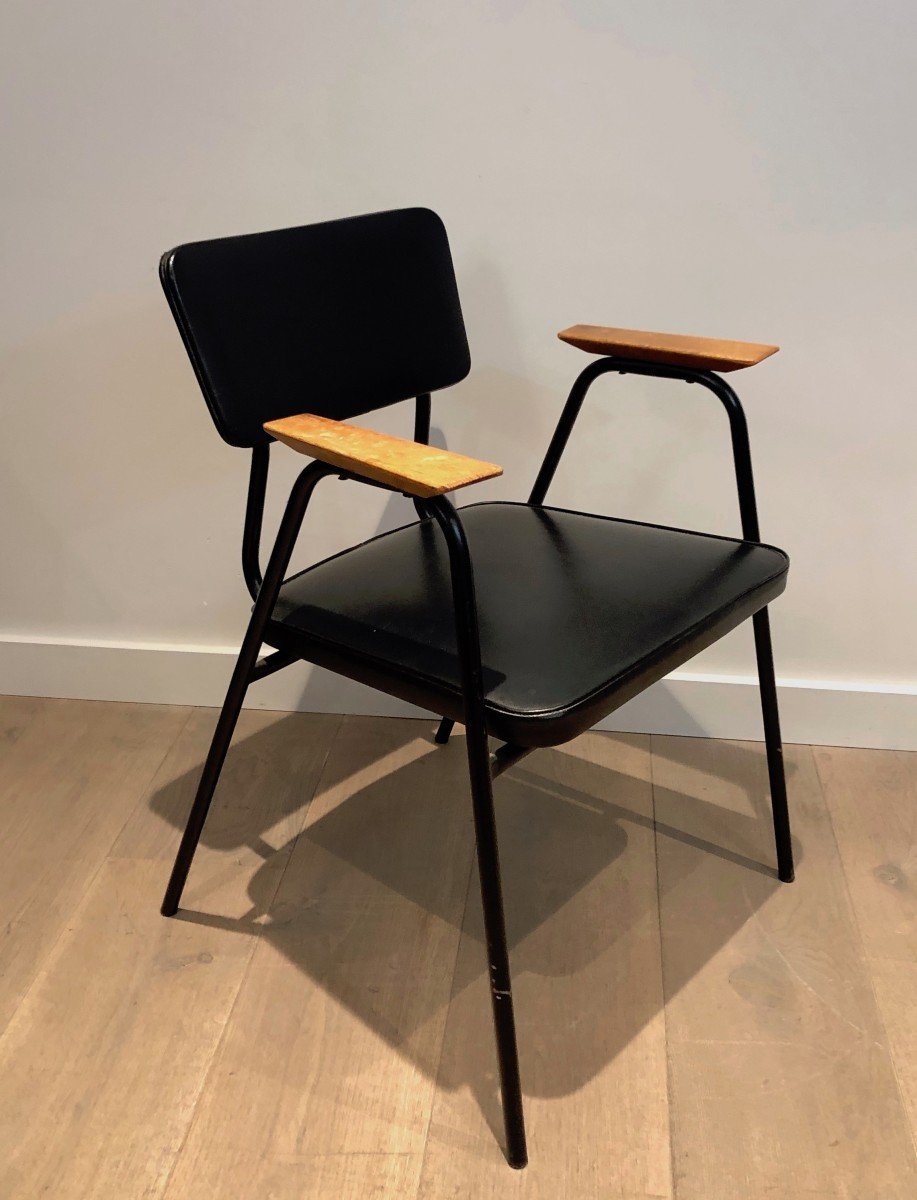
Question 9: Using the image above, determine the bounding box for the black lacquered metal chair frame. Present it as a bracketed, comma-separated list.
[157, 208, 794, 1170]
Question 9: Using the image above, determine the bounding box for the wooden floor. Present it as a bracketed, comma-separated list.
[1, 697, 915, 1198]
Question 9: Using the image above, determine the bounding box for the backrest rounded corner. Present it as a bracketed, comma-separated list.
[158, 207, 470, 447]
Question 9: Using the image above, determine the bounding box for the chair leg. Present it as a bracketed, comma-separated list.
[160, 653, 252, 916]
[161, 461, 336, 918]
[752, 607, 795, 883]
[465, 731, 528, 1169]
[434, 716, 455, 744]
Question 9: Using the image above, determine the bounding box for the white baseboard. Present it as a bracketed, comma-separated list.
[1, 633, 915, 751]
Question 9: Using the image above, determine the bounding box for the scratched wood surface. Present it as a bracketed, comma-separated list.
[0, 698, 914, 1198]
[264, 412, 503, 497]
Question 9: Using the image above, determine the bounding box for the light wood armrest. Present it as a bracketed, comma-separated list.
[263, 413, 503, 498]
[558, 324, 778, 373]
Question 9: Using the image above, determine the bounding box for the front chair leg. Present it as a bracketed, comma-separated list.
[160, 651, 254, 916]
[752, 607, 795, 883]
[421, 493, 527, 1167]
[161, 458, 335, 917]
[465, 729, 528, 1168]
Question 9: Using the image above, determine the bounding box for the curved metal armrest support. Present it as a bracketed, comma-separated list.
[255, 459, 339, 608]
[529, 355, 763, 543]
[416, 495, 489, 723]
[257, 475, 489, 726]
[242, 443, 271, 601]
[243, 395, 496, 601]
[242, 444, 393, 602]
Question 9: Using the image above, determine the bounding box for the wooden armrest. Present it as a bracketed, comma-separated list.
[263, 413, 503, 498]
[558, 324, 778, 373]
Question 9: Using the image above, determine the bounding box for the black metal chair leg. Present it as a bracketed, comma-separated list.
[434, 716, 455, 744]
[419, 494, 527, 1167]
[161, 459, 335, 917]
[752, 607, 795, 883]
[160, 652, 253, 916]
[465, 728, 528, 1169]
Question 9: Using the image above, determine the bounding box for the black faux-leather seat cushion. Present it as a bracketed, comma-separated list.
[267, 502, 788, 747]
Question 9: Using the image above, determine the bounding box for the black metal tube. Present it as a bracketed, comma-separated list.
[690, 370, 761, 541]
[490, 742, 535, 780]
[242, 443, 270, 601]
[752, 608, 795, 881]
[529, 355, 763, 541]
[530, 353, 794, 885]
[161, 459, 336, 917]
[250, 649, 298, 682]
[413, 393, 432, 444]
[676, 372, 793, 881]
[421, 495, 528, 1169]
[412, 394, 433, 522]
[529, 357, 619, 505]
[434, 716, 455, 744]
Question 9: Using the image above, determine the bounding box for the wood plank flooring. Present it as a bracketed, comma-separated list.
[0, 697, 914, 1197]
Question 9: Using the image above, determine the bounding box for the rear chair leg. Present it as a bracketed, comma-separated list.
[434, 716, 455, 744]
[752, 607, 795, 883]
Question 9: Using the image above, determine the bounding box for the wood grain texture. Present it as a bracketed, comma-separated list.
[652, 736, 917, 1198]
[0, 858, 257, 1200]
[869, 958, 917, 1149]
[0, 708, 339, 1200]
[558, 324, 779, 372]
[419, 733, 672, 1198]
[163, 716, 476, 1199]
[811, 746, 917, 964]
[813, 745, 917, 1143]
[264, 412, 503, 497]
[4, 703, 917, 1199]
[0, 696, 190, 1034]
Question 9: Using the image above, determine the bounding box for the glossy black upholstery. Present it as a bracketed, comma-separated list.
[267, 502, 788, 747]
[160, 208, 470, 447]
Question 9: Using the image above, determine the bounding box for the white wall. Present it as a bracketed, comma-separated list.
[2, 2, 916, 745]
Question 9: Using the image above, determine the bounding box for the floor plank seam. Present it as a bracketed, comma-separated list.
[158, 710, 345, 1198]
[157, 915, 262, 1198]
[741, 884, 875, 1043]
[415, 819, 476, 1191]
[812, 748, 917, 1168]
[648, 734, 677, 1200]
[0, 705, 195, 1047]
[9, 705, 917, 1196]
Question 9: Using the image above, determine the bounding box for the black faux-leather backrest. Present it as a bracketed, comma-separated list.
[159, 208, 471, 447]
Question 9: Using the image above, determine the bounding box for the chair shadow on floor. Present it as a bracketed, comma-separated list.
[148, 711, 800, 1144]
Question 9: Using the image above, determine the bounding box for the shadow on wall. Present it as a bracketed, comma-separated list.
[149, 713, 798, 1140]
